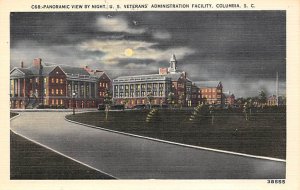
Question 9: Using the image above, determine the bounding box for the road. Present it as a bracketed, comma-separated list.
[10, 111, 286, 179]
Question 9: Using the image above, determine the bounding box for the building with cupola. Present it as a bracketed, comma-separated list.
[113, 54, 196, 108]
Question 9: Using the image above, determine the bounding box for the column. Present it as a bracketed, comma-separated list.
[163, 82, 166, 97]
[18, 79, 21, 97]
[140, 83, 142, 97]
[95, 82, 98, 98]
[23, 78, 26, 97]
[77, 81, 81, 98]
[71, 81, 74, 97]
[89, 82, 92, 98]
[84, 82, 86, 99]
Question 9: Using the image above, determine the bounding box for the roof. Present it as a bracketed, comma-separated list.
[42, 65, 57, 75]
[17, 68, 33, 75]
[113, 71, 188, 83]
[59, 65, 90, 76]
[195, 81, 222, 88]
[114, 73, 169, 82]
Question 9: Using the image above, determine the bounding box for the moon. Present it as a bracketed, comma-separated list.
[124, 48, 134, 57]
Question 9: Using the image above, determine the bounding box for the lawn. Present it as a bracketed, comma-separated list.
[66, 108, 286, 159]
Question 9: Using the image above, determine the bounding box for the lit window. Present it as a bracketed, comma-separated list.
[51, 99, 54, 104]
[51, 78, 54, 83]
[44, 77, 47, 83]
[56, 89, 59, 94]
[99, 83, 102, 87]
[60, 89, 63, 95]
[56, 79, 59, 83]
[60, 79, 63, 84]
[51, 89, 54, 95]
[56, 99, 58, 105]
[36, 78, 39, 83]
[60, 99, 63, 105]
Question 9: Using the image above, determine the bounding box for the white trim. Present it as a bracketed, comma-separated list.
[10, 128, 117, 179]
[65, 116, 286, 163]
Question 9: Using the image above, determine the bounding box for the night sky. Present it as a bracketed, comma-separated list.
[10, 11, 286, 97]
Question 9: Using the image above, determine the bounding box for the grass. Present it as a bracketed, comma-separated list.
[10, 113, 114, 179]
[66, 109, 286, 159]
[10, 112, 18, 118]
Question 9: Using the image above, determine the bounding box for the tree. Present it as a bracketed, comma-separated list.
[258, 90, 267, 107]
[146, 92, 154, 109]
[167, 92, 175, 109]
[243, 102, 250, 121]
[123, 99, 129, 108]
[103, 88, 112, 121]
[178, 93, 185, 109]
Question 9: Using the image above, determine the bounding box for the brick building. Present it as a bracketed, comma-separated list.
[195, 81, 223, 105]
[223, 91, 235, 105]
[10, 58, 111, 109]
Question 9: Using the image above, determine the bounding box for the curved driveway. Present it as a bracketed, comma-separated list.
[10, 111, 285, 179]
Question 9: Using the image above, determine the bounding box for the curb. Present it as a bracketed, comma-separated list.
[10, 112, 20, 121]
[65, 115, 286, 163]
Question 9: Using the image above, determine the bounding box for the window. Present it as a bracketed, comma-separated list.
[60, 89, 63, 95]
[114, 85, 118, 90]
[35, 77, 39, 83]
[67, 84, 71, 97]
[56, 89, 59, 95]
[56, 99, 58, 105]
[120, 85, 124, 90]
[44, 89, 47, 95]
[30, 79, 33, 83]
[44, 77, 47, 83]
[51, 99, 54, 104]
[60, 79, 63, 84]
[51, 78, 54, 83]
[56, 78, 59, 83]
[51, 89, 54, 95]
[60, 99, 63, 105]
[136, 84, 140, 90]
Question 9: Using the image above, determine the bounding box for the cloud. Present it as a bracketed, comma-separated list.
[96, 16, 145, 34]
[152, 31, 171, 40]
[78, 39, 195, 65]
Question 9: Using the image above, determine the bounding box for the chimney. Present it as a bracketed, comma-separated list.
[21, 61, 24, 68]
[33, 58, 42, 69]
[83, 65, 93, 72]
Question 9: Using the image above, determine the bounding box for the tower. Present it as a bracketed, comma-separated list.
[168, 54, 177, 73]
